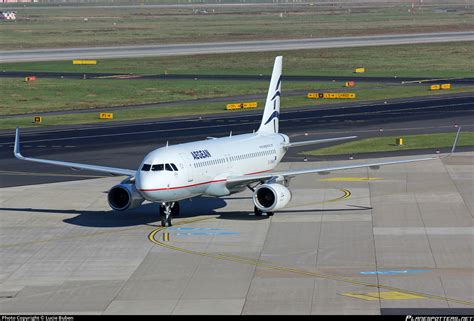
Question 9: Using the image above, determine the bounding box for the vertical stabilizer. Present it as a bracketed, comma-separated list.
[257, 56, 282, 134]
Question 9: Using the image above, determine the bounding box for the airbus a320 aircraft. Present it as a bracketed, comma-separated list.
[14, 56, 457, 227]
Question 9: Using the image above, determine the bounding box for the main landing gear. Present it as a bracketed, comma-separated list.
[159, 202, 180, 227]
[254, 206, 274, 217]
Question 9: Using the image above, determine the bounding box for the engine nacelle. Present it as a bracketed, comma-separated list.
[107, 183, 144, 211]
[253, 183, 292, 212]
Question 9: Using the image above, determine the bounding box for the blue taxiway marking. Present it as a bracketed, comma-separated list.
[360, 269, 432, 275]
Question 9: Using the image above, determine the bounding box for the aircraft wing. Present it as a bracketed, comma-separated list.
[226, 155, 437, 186]
[228, 127, 461, 186]
[13, 128, 136, 177]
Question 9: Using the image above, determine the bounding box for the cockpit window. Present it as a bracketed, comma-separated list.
[152, 164, 164, 171]
[147, 163, 179, 172]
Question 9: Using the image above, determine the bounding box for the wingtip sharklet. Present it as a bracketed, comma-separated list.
[451, 126, 461, 154]
[14, 127, 23, 159]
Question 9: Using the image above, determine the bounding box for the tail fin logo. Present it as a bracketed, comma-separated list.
[264, 111, 279, 125]
[271, 75, 282, 105]
[271, 90, 281, 102]
[263, 75, 282, 125]
[257, 57, 282, 134]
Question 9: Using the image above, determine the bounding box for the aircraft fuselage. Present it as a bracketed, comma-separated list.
[135, 132, 289, 202]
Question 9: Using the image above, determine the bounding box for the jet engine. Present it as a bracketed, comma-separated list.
[107, 183, 144, 211]
[253, 183, 292, 212]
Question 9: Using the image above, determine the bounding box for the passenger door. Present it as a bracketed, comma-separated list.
[179, 153, 194, 183]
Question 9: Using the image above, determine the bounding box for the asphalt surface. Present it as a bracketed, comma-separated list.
[1, 94, 473, 188]
[3, 71, 473, 85]
[2, 32, 473, 63]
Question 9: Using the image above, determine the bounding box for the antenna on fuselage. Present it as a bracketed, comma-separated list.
[229, 131, 232, 137]
[166, 141, 169, 148]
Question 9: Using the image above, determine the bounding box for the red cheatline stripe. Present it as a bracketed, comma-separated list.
[245, 170, 271, 175]
[138, 169, 272, 192]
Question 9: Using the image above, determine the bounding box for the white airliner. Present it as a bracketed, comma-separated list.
[14, 56, 458, 227]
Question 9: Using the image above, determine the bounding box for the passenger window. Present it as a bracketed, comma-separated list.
[152, 164, 164, 171]
[141, 164, 151, 171]
[171, 163, 178, 171]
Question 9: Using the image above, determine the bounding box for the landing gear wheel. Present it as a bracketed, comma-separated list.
[160, 216, 167, 227]
[267, 212, 274, 217]
[171, 202, 180, 217]
[254, 206, 263, 217]
[159, 202, 180, 227]
[159, 202, 174, 227]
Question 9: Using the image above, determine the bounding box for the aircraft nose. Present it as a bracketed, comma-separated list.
[135, 172, 151, 194]
[135, 173, 163, 202]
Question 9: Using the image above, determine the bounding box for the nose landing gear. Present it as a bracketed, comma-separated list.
[159, 202, 180, 227]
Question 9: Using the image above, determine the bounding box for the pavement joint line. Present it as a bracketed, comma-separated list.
[1, 180, 472, 307]
[0, 224, 149, 249]
[0, 214, 214, 250]
[147, 189, 474, 308]
[149, 219, 474, 308]
[284, 188, 352, 209]
[1, 280, 125, 302]
[0, 170, 108, 178]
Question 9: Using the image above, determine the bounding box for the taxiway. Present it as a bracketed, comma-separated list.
[0, 94, 473, 188]
[2, 32, 473, 63]
[0, 154, 472, 314]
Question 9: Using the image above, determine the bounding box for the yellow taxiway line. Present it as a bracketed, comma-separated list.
[148, 189, 474, 308]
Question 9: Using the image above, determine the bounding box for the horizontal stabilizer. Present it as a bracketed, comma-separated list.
[283, 136, 357, 148]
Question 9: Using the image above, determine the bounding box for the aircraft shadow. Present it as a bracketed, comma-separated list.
[0, 200, 371, 227]
[0, 197, 228, 228]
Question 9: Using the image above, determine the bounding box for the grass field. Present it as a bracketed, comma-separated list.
[1, 41, 473, 127]
[1, 81, 473, 130]
[2, 75, 473, 116]
[0, 78, 347, 115]
[1, 42, 472, 128]
[2, 42, 474, 78]
[0, 5, 472, 50]
[301, 132, 474, 156]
